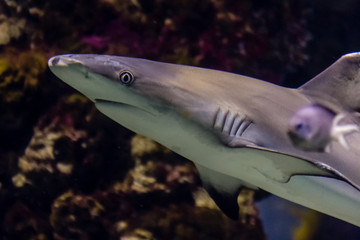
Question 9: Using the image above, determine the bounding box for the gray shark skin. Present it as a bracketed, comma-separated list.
[48, 53, 360, 226]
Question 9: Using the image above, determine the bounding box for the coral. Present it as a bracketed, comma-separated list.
[120, 228, 154, 240]
[112, 203, 264, 240]
[84, 0, 311, 82]
[0, 48, 57, 172]
[238, 189, 260, 226]
[50, 191, 107, 240]
[3, 94, 133, 238]
[4, 202, 51, 240]
[122, 135, 198, 194]
[0, 50, 47, 103]
[0, 0, 312, 81]
[0, 16, 26, 45]
[10, 94, 132, 210]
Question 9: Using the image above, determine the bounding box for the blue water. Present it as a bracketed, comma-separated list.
[256, 195, 303, 240]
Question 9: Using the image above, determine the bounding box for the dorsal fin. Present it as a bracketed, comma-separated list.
[299, 52, 360, 111]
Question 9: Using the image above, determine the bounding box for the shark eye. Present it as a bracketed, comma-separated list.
[119, 71, 134, 85]
[295, 123, 303, 131]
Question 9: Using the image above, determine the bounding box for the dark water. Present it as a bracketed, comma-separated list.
[1, 0, 360, 239]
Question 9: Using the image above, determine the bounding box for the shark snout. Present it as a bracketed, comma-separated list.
[48, 55, 83, 67]
[48, 54, 162, 115]
[49, 56, 60, 66]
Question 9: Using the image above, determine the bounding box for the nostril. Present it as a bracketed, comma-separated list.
[51, 57, 60, 66]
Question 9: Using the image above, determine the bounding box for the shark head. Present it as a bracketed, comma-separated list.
[48, 54, 232, 157]
[49, 55, 186, 112]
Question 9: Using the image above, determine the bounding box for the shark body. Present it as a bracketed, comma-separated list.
[49, 53, 360, 226]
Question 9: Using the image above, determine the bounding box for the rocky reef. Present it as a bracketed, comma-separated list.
[1, 0, 360, 239]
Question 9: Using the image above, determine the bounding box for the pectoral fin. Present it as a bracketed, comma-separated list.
[195, 163, 258, 220]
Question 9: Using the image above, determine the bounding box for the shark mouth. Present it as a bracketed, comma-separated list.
[94, 99, 158, 117]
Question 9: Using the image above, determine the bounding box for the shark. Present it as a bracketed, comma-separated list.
[48, 52, 360, 226]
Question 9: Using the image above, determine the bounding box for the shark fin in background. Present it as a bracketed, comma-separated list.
[195, 163, 258, 220]
[299, 52, 360, 111]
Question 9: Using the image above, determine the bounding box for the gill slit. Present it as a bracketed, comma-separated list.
[213, 107, 252, 137]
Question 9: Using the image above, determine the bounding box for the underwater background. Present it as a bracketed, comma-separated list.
[1, 0, 360, 239]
